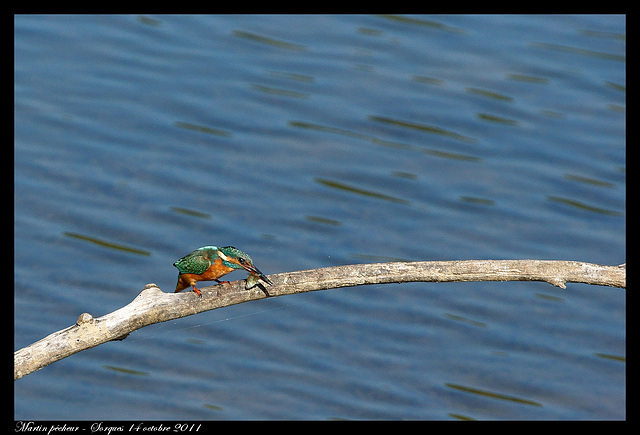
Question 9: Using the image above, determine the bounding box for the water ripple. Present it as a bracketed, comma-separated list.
[369, 115, 477, 143]
[63, 232, 151, 256]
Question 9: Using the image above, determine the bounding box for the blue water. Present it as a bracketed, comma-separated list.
[15, 15, 625, 420]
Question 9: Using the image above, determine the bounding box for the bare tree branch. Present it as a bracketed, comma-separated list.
[14, 260, 625, 380]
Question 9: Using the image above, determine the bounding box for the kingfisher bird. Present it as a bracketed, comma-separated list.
[173, 246, 273, 296]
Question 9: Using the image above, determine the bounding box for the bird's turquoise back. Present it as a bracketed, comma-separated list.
[173, 246, 219, 275]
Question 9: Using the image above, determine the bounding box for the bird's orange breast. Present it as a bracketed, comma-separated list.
[198, 257, 235, 281]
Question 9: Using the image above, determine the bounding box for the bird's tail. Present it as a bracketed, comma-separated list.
[174, 278, 189, 293]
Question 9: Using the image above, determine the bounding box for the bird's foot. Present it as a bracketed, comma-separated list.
[191, 285, 202, 297]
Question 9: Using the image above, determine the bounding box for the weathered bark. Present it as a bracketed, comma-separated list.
[14, 260, 625, 380]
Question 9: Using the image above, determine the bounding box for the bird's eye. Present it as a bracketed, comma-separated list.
[238, 258, 246, 264]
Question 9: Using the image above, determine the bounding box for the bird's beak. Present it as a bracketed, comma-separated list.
[242, 263, 273, 286]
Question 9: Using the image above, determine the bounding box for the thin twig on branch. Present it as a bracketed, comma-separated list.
[14, 260, 625, 380]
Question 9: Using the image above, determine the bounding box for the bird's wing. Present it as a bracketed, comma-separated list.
[173, 251, 213, 275]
